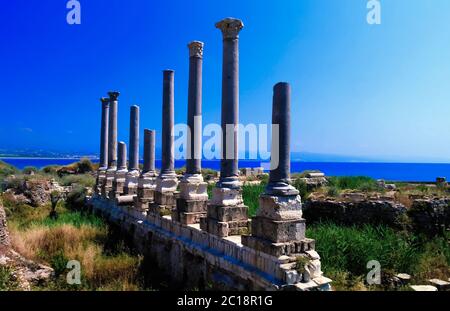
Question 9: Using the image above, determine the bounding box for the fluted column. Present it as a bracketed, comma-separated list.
[107, 91, 120, 170]
[129, 105, 140, 172]
[216, 18, 243, 189]
[266, 83, 298, 196]
[99, 97, 110, 169]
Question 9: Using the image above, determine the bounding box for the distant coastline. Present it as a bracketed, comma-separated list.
[2, 157, 450, 182]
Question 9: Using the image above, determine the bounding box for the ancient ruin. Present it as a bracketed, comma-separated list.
[89, 17, 331, 291]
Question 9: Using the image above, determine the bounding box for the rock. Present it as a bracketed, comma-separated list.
[410, 285, 438, 291]
[396, 273, 411, 283]
[0, 199, 11, 251]
[428, 279, 450, 291]
[385, 184, 397, 190]
[408, 198, 450, 235]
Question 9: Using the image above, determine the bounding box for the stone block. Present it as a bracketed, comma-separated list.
[207, 204, 248, 222]
[210, 187, 244, 206]
[200, 217, 250, 237]
[176, 198, 208, 213]
[251, 216, 306, 243]
[257, 194, 302, 221]
[179, 178, 208, 201]
[241, 235, 315, 257]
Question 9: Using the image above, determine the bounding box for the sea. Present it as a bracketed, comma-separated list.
[2, 158, 450, 182]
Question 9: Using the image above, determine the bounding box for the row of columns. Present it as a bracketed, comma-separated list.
[95, 18, 304, 255]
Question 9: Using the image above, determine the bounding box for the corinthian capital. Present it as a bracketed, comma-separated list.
[215, 18, 244, 39]
[188, 41, 204, 58]
[100, 97, 109, 104]
[108, 91, 120, 101]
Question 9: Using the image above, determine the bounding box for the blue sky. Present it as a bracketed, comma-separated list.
[0, 0, 449, 162]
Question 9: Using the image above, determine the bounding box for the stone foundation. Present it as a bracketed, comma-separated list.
[102, 170, 116, 197]
[88, 195, 332, 290]
[124, 171, 140, 195]
[151, 191, 178, 216]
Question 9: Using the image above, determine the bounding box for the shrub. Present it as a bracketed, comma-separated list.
[0, 266, 20, 290]
[66, 186, 88, 211]
[22, 166, 39, 175]
[0, 161, 19, 177]
[327, 186, 340, 197]
[292, 178, 309, 198]
[76, 158, 94, 174]
[60, 174, 95, 188]
[41, 165, 61, 176]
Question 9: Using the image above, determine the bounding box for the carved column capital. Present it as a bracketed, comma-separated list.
[188, 41, 204, 58]
[215, 18, 244, 39]
[108, 91, 120, 100]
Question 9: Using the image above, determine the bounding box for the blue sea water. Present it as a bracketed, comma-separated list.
[2, 158, 450, 182]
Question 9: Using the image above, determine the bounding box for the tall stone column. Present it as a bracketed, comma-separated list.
[152, 70, 179, 215]
[102, 91, 120, 197]
[124, 105, 140, 195]
[135, 129, 157, 215]
[242, 83, 326, 288]
[173, 41, 208, 225]
[217, 18, 243, 189]
[200, 18, 249, 237]
[110, 141, 128, 199]
[96, 97, 109, 194]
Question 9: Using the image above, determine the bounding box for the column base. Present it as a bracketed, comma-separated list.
[150, 191, 178, 216]
[241, 235, 315, 257]
[200, 216, 250, 237]
[202, 186, 250, 237]
[124, 171, 140, 195]
[173, 198, 207, 224]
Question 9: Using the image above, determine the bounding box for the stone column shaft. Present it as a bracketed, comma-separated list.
[99, 98, 110, 169]
[186, 41, 203, 175]
[129, 105, 140, 171]
[161, 70, 175, 177]
[266, 83, 298, 196]
[107, 91, 120, 169]
[143, 129, 156, 173]
[118, 141, 127, 170]
[216, 18, 244, 189]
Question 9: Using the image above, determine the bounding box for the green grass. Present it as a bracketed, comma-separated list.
[242, 183, 265, 217]
[307, 222, 450, 290]
[327, 176, 383, 192]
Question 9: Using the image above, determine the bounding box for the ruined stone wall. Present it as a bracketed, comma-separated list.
[303, 198, 450, 235]
[303, 199, 407, 229]
[408, 199, 450, 235]
[89, 195, 330, 290]
[0, 199, 11, 250]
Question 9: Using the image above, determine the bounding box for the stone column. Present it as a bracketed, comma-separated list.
[173, 41, 208, 225]
[200, 18, 249, 237]
[152, 70, 179, 215]
[110, 141, 128, 199]
[124, 105, 140, 195]
[242, 83, 324, 286]
[96, 97, 109, 194]
[135, 129, 157, 215]
[216, 18, 243, 189]
[102, 91, 120, 197]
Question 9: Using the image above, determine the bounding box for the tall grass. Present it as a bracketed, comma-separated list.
[327, 176, 382, 192]
[7, 203, 144, 291]
[307, 222, 450, 290]
[242, 183, 265, 217]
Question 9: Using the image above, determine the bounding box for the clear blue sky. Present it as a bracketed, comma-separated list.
[1, 0, 449, 162]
